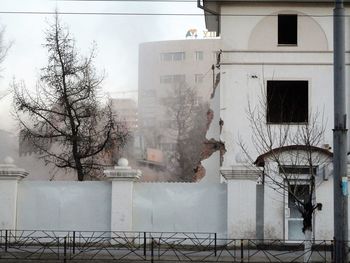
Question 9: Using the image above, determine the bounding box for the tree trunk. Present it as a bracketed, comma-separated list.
[77, 166, 84, 181]
[303, 206, 313, 263]
[304, 228, 312, 263]
[74, 154, 84, 181]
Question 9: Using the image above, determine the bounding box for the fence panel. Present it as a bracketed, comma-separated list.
[0, 230, 337, 262]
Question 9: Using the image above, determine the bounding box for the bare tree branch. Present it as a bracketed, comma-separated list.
[162, 82, 208, 181]
[13, 15, 129, 181]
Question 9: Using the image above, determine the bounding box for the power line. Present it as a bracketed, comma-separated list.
[0, 11, 203, 16]
[0, 10, 345, 17]
[57, 0, 350, 3]
[61, 0, 182, 1]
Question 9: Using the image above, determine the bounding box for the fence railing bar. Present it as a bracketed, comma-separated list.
[144, 231, 147, 257]
[63, 236, 67, 263]
[151, 237, 154, 263]
[4, 230, 8, 253]
[214, 232, 217, 257]
[0, 230, 338, 262]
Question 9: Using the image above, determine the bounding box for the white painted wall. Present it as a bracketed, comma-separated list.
[110, 180, 134, 231]
[315, 176, 334, 240]
[132, 182, 227, 236]
[217, 3, 350, 165]
[16, 181, 111, 231]
[220, 64, 334, 167]
[0, 180, 19, 229]
[6, 173, 339, 240]
[226, 179, 256, 238]
[220, 4, 338, 50]
[14, 180, 227, 236]
[215, 2, 346, 241]
[264, 181, 284, 239]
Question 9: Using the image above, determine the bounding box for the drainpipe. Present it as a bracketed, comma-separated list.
[333, 0, 348, 262]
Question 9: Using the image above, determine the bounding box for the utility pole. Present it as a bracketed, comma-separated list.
[333, 0, 348, 262]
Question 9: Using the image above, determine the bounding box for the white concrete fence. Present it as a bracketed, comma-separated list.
[0, 157, 227, 237]
[0, 157, 340, 240]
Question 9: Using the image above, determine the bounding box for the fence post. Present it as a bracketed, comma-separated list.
[332, 238, 335, 263]
[57, 237, 60, 260]
[0, 158, 28, 231]
[104, 158, 141, 232]
[151, 237, 154, 263]
[72, 231, 76, 254]
[5, 230, 8, 252]
[143, 232, 147, 257]
[240, 239, 244, 263]
[214, 233, 217, 257]
[234, 239, 237, 262]
[64, 236, 67, 263]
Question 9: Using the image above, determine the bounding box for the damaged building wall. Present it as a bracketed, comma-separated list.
[198, 60, 226, 183]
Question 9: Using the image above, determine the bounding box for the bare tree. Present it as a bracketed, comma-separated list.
[163, 82, 209, 181]
[0, 26, 11, 99]
[240, 86, 331, 254]
[0, 88, 11, 100]
[13, 16, 129, 181]
[0, 26, 10, 71]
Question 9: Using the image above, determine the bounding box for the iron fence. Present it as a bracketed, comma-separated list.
[0, 229, 340, 262]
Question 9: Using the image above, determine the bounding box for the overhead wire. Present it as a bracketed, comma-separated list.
[0, 10, 344, 17]
[0, 0, 347, 17]
[0, 11, 202, 16]
[56, 0, 350, 3]
[58, 0, 199, 2]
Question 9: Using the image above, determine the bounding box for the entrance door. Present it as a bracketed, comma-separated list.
[286, 184, 310, 240]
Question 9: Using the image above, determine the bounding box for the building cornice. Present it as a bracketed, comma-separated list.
[0, 163, 28, 180]
[220, 165, 262, 181]
[220, 51, 350, 66]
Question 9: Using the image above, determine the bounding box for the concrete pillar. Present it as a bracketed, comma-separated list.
[221, 165, 261, 239]
[256, 183, 264, 240]
[0, 157, 28, 229]
[104, 158, 141, 231]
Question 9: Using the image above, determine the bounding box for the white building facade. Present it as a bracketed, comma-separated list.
[200, 1, 350, 240]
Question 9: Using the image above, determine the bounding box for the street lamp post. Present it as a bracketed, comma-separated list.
[333, 0, 348, 262]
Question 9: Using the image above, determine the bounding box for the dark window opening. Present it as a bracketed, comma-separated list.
[279, 166, 317, 175]
[278, 14, 297, 45]
[267, 80, 308, 123]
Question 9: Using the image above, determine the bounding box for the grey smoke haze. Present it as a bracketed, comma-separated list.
[0, 0, 205, 132]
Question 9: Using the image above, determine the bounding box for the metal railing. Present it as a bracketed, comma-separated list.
[0, 229, 338, 262]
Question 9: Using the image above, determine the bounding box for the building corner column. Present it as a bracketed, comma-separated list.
[104, 158, 141, 232]
[0, 157, 28, 230]
[221, 165, 262, 239]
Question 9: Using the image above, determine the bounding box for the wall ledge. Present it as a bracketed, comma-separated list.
[220, 165, 262, 181]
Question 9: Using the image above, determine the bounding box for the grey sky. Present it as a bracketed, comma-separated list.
[0, 0, 205, 132]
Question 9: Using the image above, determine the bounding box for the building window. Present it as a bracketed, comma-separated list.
[160, 74, 185, 84]
[266, 80, 308, 124]
[160, 52, 186, 61]
[195, 51, 203, 60]
[279, 166, 317, 175]
[195, 74, 204, 84]
[161, 143, 177, 152]
[278, 14, 297, 45]
[161, 120, 173, 129]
